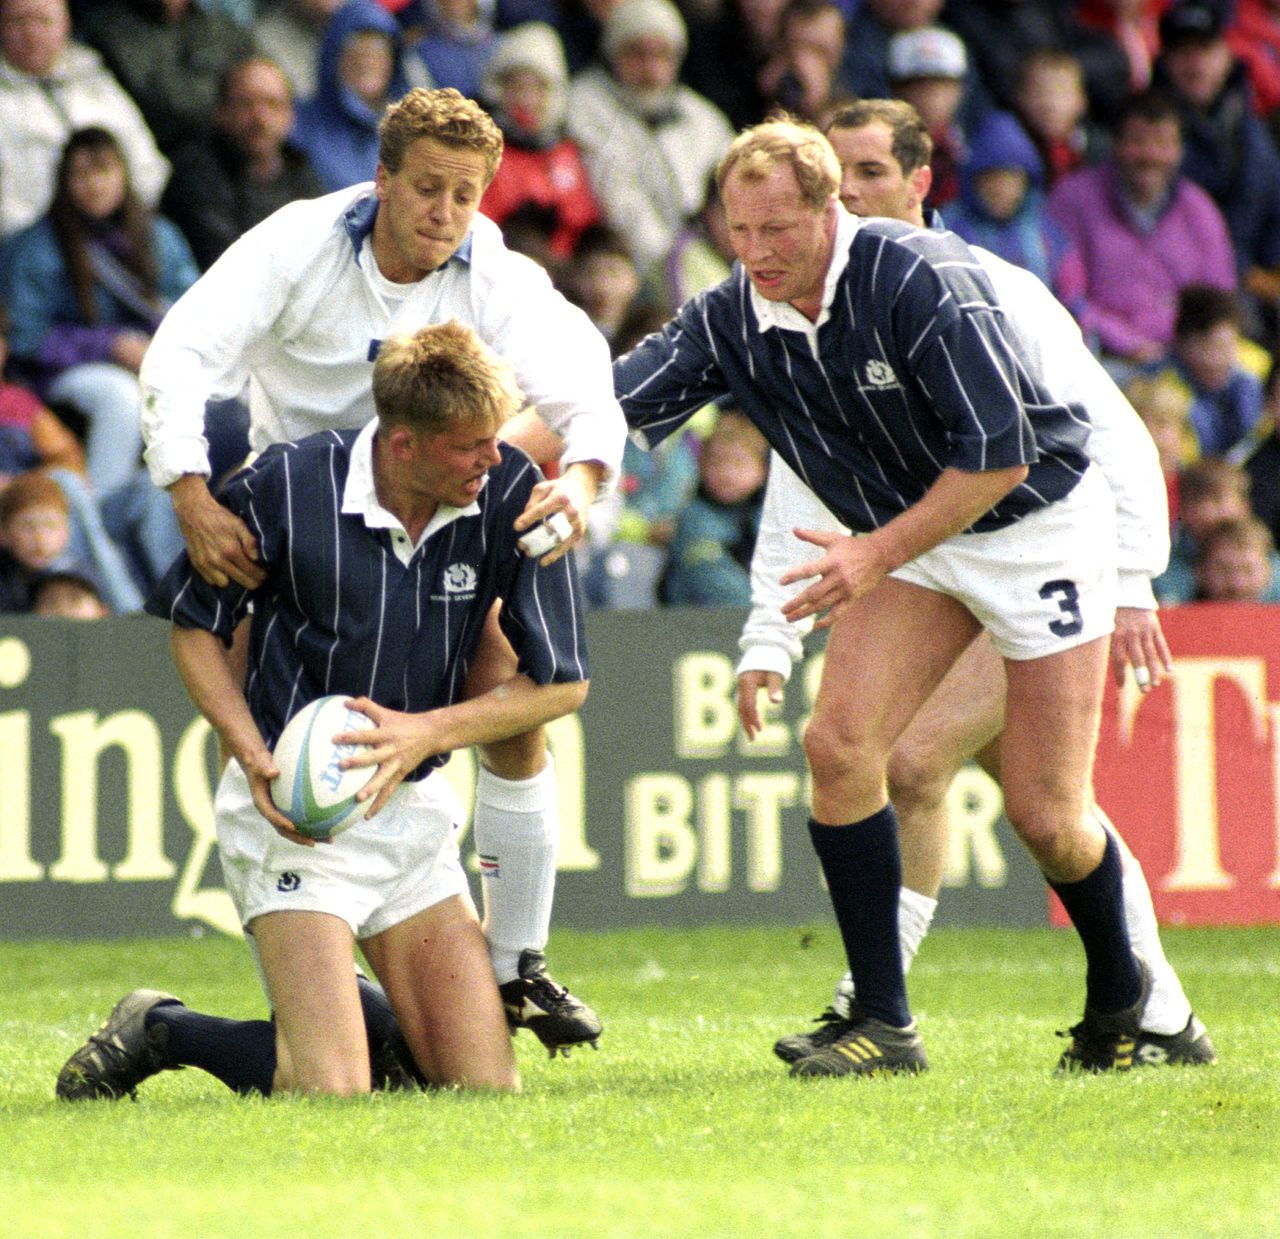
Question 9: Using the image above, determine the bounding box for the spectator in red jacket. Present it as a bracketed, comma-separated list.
[479, 22, 601, 262]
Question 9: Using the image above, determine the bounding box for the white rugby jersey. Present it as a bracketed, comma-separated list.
[141, 186, 624, 491]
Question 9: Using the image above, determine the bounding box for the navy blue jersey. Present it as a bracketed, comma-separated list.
[147, 431, 587, 779]
[616, 217, 1092, 534]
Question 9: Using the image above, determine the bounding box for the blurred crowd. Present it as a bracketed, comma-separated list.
[2, 0, 1280, 618]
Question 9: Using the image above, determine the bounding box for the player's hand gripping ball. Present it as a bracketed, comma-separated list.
[270, 696, 376, 840]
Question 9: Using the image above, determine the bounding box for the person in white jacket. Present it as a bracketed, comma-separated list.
[141, 87, 625, 1060]
[735, 99, 1215, 1068]
[0, 0, 169, 239]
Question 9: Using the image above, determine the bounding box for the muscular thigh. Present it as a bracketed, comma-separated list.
[814, 578, 981, 754]
[893, 631, 1007, 777]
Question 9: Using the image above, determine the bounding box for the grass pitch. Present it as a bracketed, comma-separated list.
[2, 925, 1277, 1239]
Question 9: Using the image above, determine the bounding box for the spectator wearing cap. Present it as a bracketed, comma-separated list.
[1154, 0, 1280, 344]
[1048, 89, 1236, 375]
[479, 22, 602, 262]
[944, 110, 1086, 315]
[565, 0, 734, 279]
[842, 0, 987, 130]
[887, 25, 971, 209]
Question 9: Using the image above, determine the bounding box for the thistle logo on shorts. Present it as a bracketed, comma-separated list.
[865, 359, 898, 389]
[276, 871, 301, 893]
[443, 563, 478, 594]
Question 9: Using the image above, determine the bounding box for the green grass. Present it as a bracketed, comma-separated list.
[2, 926, 1277, 1239]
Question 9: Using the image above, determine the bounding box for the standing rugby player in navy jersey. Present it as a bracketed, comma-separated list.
[616, 117, 1147, 1077]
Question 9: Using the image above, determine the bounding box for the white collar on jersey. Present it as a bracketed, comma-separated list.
[341, 420, 484, 556]
[749, 204, 858, 335]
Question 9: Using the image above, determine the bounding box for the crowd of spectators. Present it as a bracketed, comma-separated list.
[1, 0, 1279, 616]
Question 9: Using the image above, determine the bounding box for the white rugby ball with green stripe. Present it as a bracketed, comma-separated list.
[270, 696, 376, 840]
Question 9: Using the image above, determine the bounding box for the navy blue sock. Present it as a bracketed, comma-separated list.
[145, 1003, 276, 1096]
[1048, 830, 1142, 1013]
[808, 808, 910, 1028]
[357, 974, 428, 1089]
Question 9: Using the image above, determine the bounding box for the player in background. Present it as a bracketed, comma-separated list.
[56, 321, 587, 1099]
[139, 87, 623, 1055]
[737, 100, 1214, 1068]
[618, 116, 1150, 1078]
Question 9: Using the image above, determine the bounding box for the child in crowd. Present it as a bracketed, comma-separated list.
[563, 225, 664, 355]
[0, 468, 143, 614]
[1127, 369, 1196, 529]
[0, 305, 86, 490]
[1168, 284, 1269, 462]
[662, 411, 769, 606]
[1012, 49, 1104, 187]
[31, 570, 111, 619]
[1192, 515, 1280, 603]
[0, 471, 75, 611]
[945, 110, 1085, 315]
[480, 23, 601, 263]
[1154, 457, 1258, 603]
[887, 26, 971, 210]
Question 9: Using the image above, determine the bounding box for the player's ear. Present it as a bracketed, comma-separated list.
[909, 164, 932, 211]
[384, 424, 418, 461]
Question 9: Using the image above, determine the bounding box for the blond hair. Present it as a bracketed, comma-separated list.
[378, 87, 504, 184]
[716, 116, 840, 211]
[373, 321, 523, 435]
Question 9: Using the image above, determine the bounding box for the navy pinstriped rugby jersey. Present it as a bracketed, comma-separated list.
[146, 429, 587, 781]
[616, 216, 1092, 535]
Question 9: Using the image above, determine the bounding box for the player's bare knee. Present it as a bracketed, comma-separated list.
[887, 742, 952, 812]
[803, 717, 883, 790]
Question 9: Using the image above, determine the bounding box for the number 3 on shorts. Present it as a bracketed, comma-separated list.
[1039, 579, 1083, 637]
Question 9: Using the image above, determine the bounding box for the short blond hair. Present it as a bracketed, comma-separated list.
[373, 321, 523, 435]
[378, 87, 504, 184]
[716, 116, 840, 211]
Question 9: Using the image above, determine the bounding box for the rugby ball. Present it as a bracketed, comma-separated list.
[270, 696, 376, 840]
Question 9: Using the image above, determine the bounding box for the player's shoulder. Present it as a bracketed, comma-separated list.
[491, 441, 544, 497]
[239, 186, 366, 261]
[242, 428, 355, 481]
[853, 216, 980, 269]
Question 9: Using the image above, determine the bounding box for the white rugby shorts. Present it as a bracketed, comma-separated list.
[215, 759, 468, 939]
[890, 464, 1118, 660]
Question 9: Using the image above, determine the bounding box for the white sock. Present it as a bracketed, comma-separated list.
[473, 759, 559, 985]
[1095, 810, 1192, 1035]
[898, 886, 937, 973]
[832, 887, 937, 1017]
